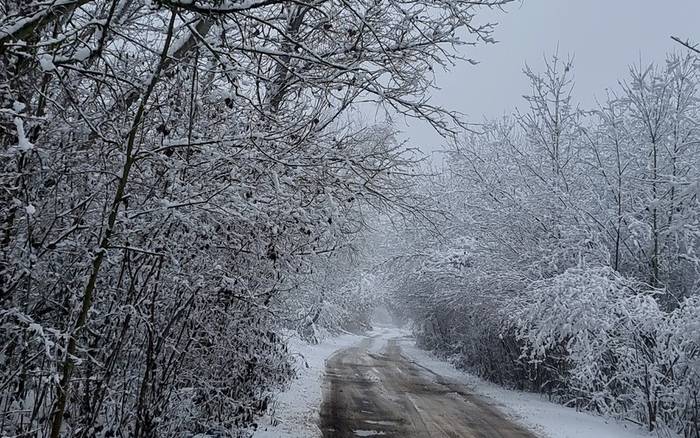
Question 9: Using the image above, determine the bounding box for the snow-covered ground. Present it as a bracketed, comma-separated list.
[252, 331, 363, 438]
[254, 326, 660, 438]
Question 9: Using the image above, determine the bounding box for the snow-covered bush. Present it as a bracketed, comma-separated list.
[384, 52, 700, 437]
[515, 266, 700, 435]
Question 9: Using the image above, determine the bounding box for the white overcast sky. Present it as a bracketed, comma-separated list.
[397, 0, 700, 156]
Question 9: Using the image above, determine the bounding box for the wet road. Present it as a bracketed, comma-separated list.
[319, 336, 537, 438]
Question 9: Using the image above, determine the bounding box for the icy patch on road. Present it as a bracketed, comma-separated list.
[354, 430, 386, 436]
[252, 331, 363, 438]
[364, 420, 397, 426]
[398, 336, 660, 438]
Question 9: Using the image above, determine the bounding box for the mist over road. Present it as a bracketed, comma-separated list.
[319, 334, 536, 438]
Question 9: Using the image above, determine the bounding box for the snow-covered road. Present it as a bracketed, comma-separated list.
[319, 334, 535, 437]
[254, 328, 655, 438]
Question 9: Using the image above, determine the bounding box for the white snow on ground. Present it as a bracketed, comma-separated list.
[252, 331, 362, 438]
[396, 331, 661, 438]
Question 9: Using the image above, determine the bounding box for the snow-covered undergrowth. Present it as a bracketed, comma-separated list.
[252, 332, 362, 438]
[398, 336, 662, 438]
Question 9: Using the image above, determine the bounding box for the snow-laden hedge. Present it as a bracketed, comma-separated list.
[516, 266, 700, 435]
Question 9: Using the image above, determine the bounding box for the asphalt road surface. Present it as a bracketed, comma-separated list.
[319, 336, 537, 438]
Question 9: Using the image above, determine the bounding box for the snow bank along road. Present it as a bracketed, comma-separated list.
[319, 335, 536, 438]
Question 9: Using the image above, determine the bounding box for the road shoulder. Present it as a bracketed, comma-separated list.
[252, 332, 364, 438]
[396, 335, 658, 438]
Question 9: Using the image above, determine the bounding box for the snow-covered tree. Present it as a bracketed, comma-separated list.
[383, 52, 700, 437]
[0, 0, 512, 436]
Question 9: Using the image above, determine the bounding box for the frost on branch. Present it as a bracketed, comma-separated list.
[382, 52, 700, 437]
[0, 0, 507, 435]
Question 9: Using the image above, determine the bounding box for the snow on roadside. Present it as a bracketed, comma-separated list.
[253, 327, 659, 438]
[252, 331, 362, 438]
[397, 336, 658, 438]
